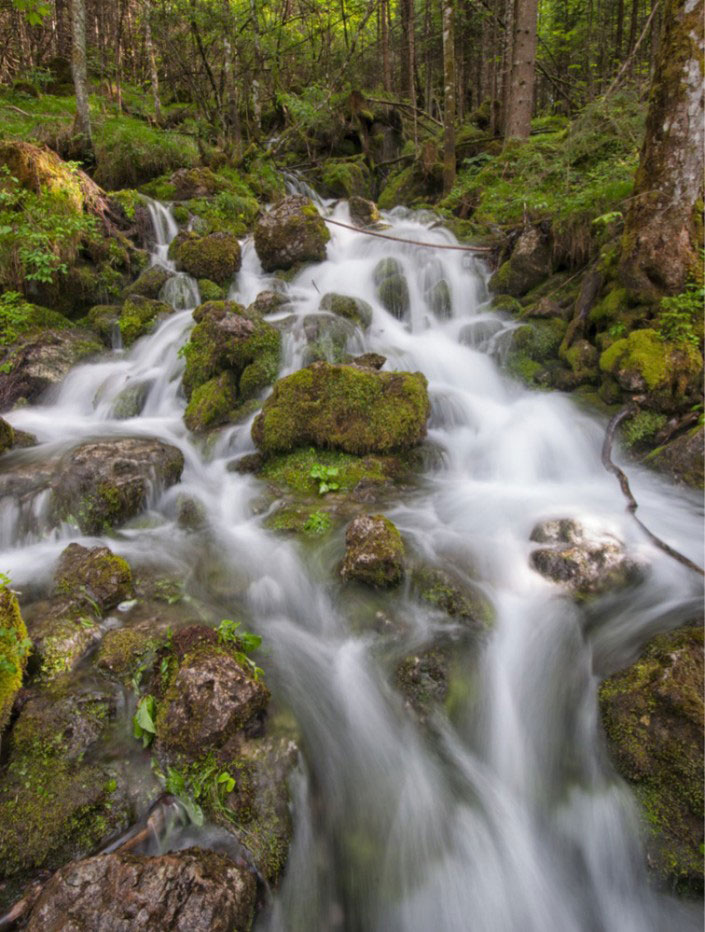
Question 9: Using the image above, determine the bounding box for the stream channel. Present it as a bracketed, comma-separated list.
[2, 190, 703, 931]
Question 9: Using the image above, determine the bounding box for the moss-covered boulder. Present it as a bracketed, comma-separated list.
[197, 278, 226, 302]
[124, 264, 173, 300]
[599, 625, 704, 893]
[646, 425, 704, 489]
[373, 257, 410, 320]
[53, 543, 133, 612]
[302, 313, 356, 365]
[24, 847, 257, 932]
[253, 195, 330, 272]
[340, 514, 405, 588]
[319, 292, 373, 329]
[599, 329, 703, 411]
[489, 228, 553, 297]
[87, 304, 122, 346]
[0, 585, 29, 735]
[51, 437, 184, 534]
[0, 416, 15, 455]
[169, 232, 242, 285]
[349, 196, 380, 227]
[119, 295, 173, 345]
[252, 361, 430, 456]
[505, 318, 567, 386]
[0, 329, 102, 412]
[529, 518, 641, 597]
[247, 290, 288, 316]
[169, 167, 230, 201]
[181, 300, 280, 431]
[0, 680, 130, 881]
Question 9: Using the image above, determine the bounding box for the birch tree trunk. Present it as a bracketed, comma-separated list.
[71, 0, 94, 161]
[504, 0, 538, 139]
[442, 0, 456, 193]
[619, 0, 704, 299]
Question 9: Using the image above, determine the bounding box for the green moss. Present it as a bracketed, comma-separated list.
[108, 188, 147, 222]
[319, 158, 372, 198]
[0, 587, 29, 733]
[197, 278, 226, 302]
[589, 286, 629, 327]
[506, 319, 567, 385]
[124, 264, 171, 300]
[119, 295, 172, 345]
[319, 292, 373, 329]
[259, 447, 394, 496]
[187, 191, 260, 237]
[184, 371, 238, 432]
[0, 417, 14, 455]
[412, 567, 493, 628]
[252, 363, 429, 456]
[620, 411, 667, 449]
[169, 231, 242, 285]
[600, 328, 703, 397]
[96, 626, 162, 681]
[490, 294, 523, 315]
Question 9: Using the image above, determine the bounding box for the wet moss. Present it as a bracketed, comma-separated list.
[411, 566, 493, 629]
[96, 626, 163, 681]
[197, 278, 226, 302]
[252, 362, 430, 456]
[168, 232, 242, 285]
[319, 292, 373, 329]
[119, 295, 172, 345]
[0, 417, 14, 455]
[0, 587, 29, 733]
[259, 447, 395, 496]
[184, 371, 238, 432]
[340, 514, 405, 589]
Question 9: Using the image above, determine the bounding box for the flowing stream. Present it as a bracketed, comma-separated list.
[2, 193, 703, 931]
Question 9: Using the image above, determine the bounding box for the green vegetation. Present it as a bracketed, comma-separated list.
[309, 462, 340, 494]
[0, 576, 31, 733]
[259, 446, 395, 496]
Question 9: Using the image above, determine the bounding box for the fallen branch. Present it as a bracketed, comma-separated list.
[364, 96, 443, 128]
[602, 405, 704, 576]
[322, 216, 492, 252]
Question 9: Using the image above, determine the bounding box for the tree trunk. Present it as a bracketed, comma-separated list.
[619, 0, 704, 298]
[381, 0, 392, 91]
[504, 0, 538, 139]
[442, 0, 456, 193]
[250, 0, 263, 134]
[55, 0, 71, 61]
[499, 0, 514, 131]
[143, 1, 161, 122]
[71, 0, 94, 162]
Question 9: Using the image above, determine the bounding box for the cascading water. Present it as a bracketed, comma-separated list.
[1, 194, 702, 931]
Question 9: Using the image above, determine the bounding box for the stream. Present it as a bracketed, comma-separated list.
[2, 192, 703, 931]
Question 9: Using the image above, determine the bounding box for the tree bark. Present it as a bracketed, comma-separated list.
[442, 0, 456, 193]
[55, 0, 71, 60]
[143, 1, 161, 122]
[504, 0, 538, 139]
[619, 0, 704, 299]
[381, 0, 392, 91]
[500, 0, 514, 130]
[71, 0, 94, 162]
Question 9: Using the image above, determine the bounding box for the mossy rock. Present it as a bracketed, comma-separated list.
[169, 232, 242, 285]
[373, 258, 410, 320]
[258, 447, 398, 497]
[489, 228, 553, 297]
[319, 158, 373, 199]
[124, 265, 173, 300]
[646, 425, 704, 489]
[0, 586, 29, 734]
[197, 278, 226, 302]
[599, 625, 704, 894]
[505, 319, 567, 386]
[491, 294, 523, 315]
[340, 514, 405, 588]
[411, 566, 493, 629]
[169, 167, 229, 200]
[251, 361, 430, 456]
[319, 293, 373, 329]
[184, 371, 238, 432]
[588, 286, 629, 328]
[96, 621, 168, 682]
[253, 195, 330, 272]
[53, 543, 133, 612]
[111, 379, 152, 419]
[378, 165, 432, 210]
[559, 338, 599, 384]
[87, 304, 122, 346]
[119, 295, 173, 346]
[0, 417, 15, 455]
[302, 313, 356, 365]
[599, 329, 703, 410]
[349, 196, 380, 227]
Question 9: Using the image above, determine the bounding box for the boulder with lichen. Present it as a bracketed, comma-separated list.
[253, 195, 329, 272]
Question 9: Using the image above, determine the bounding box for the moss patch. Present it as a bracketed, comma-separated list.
[0, 586, 29, 733]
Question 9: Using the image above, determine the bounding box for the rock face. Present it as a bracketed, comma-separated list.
[253, 195, 330, 272]
[529, 518, 640, 596]
[647, 426, 704, 488]
[599, 625, 704, 893]
[182, 300, 280, 432]
[489, 227, 553, 297]
[340, 514, 405, 588]
[169, 231, 242, 285]
[373, 257, 410, 319]
[25, 848, 257, 932]
[0, 329, 102, 412]
[51, 437, 184, 534]
[319, 292, 373, 329]
[252, 361, 430, 456]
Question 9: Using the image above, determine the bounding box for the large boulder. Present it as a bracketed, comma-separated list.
[349, 195, 380, 227]
[319, 292, 373, 329]
[599, 625, 703, 893]
[181, 300, 280, 432]
[51, 437, 184, 534]
[646, 425, 704, 488]
[529, 518, 641, 597]
[0, 329, 102, 412]
[489, 227, 553, 297]
[169, 231, 242, 285]
[373, 257, 410, 320]
[251, 361, 430, 456]
[253, 195, 330, 272]
[340, 514, 405, 588]
[24, 847, 257, 932]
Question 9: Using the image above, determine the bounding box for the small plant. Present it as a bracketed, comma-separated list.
[159, 754, 239, 827]
[607, 322, 627, 339]
[132, 694, 157, 747]
[657, 284, 703, 347]
[303, 510, 331, 534]
[309, 463, 340, 494]
[217, 619, 264, 681]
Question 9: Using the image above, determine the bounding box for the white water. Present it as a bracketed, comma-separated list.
[2, 195, 702, 930]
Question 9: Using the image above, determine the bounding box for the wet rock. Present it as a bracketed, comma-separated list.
[599, 625, 704, 893]
[0, 586, 29, 734]
[0, 329, 102, 412]
[373, 257, 410, 319]
[96, 619, 168, 682]
[51, 437, 184, 534]
[247, 290, 288, 316]
[119, 295, 174, 346]
[87, 304, 122, 346]
[111, 379, 152, 419]
[155, 626, 270, 759]
[349, 195, 380, 227]
[170, 166, 230, 200]
[396, 646, 449, 720]
[0, 417, 14, 454]
[411, 565, 493, 629]
[505, 318, 567, 387]
[253, 195, 330, 272]
[169, 231, 242, 285]
[529, 518, 641, 597]
[124, 264, 173, 300]
[340, 514, 405, 588]
[182, 300, 280, 432]
[425, 279, 452, 319]
[489, 227, 553, 297]
[302, 313, 356, 365]
[196, 278, 226, 302]
[319, 292, 373, 329]
[252, 361, 429, 456]
[646, 425, 704, 489]
[25, 598, 101, 680]
[24, 847, 256, 932]
[351, 353, 386, 370]
[53, 543, 133, 612]
[458, 318, 505, 351]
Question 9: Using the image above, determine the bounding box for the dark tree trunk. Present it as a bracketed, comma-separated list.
[71, 0, 94, 163]
[504, 0, 538, 139]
